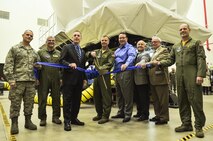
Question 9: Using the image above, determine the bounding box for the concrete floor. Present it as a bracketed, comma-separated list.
[1, 91, 213, 141]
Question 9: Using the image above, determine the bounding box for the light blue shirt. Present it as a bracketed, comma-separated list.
[114, 43, 136, 70]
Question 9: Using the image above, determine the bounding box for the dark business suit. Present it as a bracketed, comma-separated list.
[60, 43, 86, 124]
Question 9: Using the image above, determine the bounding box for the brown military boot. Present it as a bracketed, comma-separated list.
[25, 115, 37, 130]
[195, 128, 204, 138]
[98, 118, 109, 124]
[11, 117, 19, 134]
[92, 115, 102, 121]
[175, 124, 193, 132]
[52, 118, 62, 124]
[40, 119, 46, 126]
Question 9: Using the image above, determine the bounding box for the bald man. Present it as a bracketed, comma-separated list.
[133, 40, 151, 121]
[4, 30, 40, 134]
[159, 23, 206, 138]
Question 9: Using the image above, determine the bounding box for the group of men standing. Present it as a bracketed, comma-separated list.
[3, 30, 86, 133]
[3, 23, 207, 138]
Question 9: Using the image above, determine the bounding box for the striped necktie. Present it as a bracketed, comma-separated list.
[75, 45, 81, 60]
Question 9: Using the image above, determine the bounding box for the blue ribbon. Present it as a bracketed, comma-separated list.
[106, 66, 142, 75]
[36, 62, 70, 69]
[34, 62, 150, 80]
[35, 62, 99, 79]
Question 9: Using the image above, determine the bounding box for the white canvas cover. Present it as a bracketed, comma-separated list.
[65, 0, 212, 48]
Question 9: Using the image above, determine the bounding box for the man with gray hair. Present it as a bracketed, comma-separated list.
[143, 36, 170, 125]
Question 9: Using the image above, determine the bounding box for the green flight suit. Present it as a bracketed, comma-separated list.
[37, 48, 61, 120]
[88, 49, 114, 119]
[160, 37, 206, 129]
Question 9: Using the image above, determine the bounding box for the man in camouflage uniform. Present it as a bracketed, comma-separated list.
[156, 23, 206, 138]
[3, 30, 40, 134]
[37, 36, 62, 126]
[88, 35, 114, 124]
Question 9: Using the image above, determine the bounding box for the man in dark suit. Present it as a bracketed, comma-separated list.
[60, 30, 87, 131]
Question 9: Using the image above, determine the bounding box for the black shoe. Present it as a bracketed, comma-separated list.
[133, 114, 141, 118]
[155, 120, 168, 125]
[123, 117, 131, 123]
[71, 119, 85, 126]
[92, 116, 102, 121]
[111, 114, 125, 119]
[64, 122, 71, 131]
[137, 116, 148, 121]
[149, 116, 160, 122]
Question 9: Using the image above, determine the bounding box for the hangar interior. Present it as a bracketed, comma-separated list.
[1, 0, 213, 141]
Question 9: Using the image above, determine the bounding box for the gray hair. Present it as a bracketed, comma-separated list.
[152, 36, 161, 42]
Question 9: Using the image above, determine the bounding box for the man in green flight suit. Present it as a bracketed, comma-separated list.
[153, 23, 206, 138]
[88, 35, 114, 124]
[37, 36, 62, 126]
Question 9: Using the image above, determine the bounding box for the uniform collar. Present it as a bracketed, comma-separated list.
[44, 47, 56, 53]
[180, 36, 192, 45]
[18, 42, 32, 49]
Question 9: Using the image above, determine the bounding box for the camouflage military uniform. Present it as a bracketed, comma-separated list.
[160, 37, 206, 129]
[37, 48, 61, 120]
[3, 42, 40, 118]
[89, 49, 114, 119]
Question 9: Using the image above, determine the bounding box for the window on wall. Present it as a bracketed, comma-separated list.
[37, 18, 48, 26]
[0, 10, 10, 20]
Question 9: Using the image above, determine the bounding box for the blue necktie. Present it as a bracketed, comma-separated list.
[75, 45, 81, 60]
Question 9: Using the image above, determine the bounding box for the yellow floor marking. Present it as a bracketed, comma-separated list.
[0, 102, 17, 141]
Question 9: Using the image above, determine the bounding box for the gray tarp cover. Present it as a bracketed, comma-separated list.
[63, 0, 212, 47]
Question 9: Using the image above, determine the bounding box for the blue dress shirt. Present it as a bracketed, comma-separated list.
[114, 43, 137, 70]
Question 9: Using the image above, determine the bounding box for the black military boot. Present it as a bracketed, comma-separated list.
[11, 117, 19, 134]
[25, 115, 37, 130]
